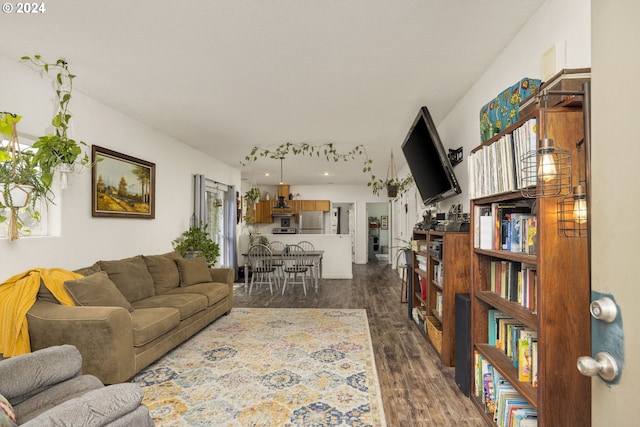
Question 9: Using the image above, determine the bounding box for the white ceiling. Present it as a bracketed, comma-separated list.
[1, 0, 544, 187]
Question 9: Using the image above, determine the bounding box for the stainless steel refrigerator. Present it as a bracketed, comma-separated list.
[299, 211, 324, 234]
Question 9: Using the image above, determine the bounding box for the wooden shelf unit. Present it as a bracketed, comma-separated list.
[411, 229, 470, 367]
[469, 105, 591, 427]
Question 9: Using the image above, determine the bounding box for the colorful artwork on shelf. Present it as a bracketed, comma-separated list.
[479, 78, 541, 142]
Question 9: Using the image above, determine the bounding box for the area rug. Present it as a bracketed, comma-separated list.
[132, 308, 387, 426]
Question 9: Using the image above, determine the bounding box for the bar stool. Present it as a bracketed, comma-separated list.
[399, 264, 408, 303]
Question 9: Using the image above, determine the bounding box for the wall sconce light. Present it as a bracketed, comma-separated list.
[521, 137, 571, 197]
[521, 94, 572, 198]
[558, 182, 588, 238]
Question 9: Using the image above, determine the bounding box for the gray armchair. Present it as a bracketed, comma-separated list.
[0, 345, 153, 426]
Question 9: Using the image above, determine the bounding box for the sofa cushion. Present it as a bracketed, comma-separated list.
[73, 262, 102, 277]
[99, 256, 155, 302]
[175, 257, 212, 287]
[130, 307, 181, 347]
[36, 281, 59, 305]
[142, 253, 181, 295]
[131, 294, 207, 320]
[165, 282, 229, 307]
[64, 272, 133, 312]
[0, 394, 17, 427]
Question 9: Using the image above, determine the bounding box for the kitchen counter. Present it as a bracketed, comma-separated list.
[238, 234, 352, 279]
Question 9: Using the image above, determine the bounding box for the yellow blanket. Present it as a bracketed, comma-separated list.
[0, 268, 82, 357]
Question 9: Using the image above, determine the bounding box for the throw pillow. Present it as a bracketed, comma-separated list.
[0, 394, 17, 427]
[143, 254, 181, 294]
[98, 256, 155, 302]
[175, 257, 212, 287]
[64, 272, 133, 312]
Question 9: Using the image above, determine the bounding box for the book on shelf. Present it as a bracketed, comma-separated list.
[481, 356, 496, 414]
[488, 309, 512, 346]
[531, 339, 539, 388]
[517, 329, 538, 383]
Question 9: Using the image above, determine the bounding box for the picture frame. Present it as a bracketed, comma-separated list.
[381, 215, 388, 230]
[91, 145, 156, 219]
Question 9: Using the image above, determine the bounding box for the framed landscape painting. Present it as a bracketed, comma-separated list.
[91, 145, 156, 218]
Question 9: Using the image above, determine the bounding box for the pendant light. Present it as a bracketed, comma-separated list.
[521, 92, 572, 198]
[274, 157, 290, 209]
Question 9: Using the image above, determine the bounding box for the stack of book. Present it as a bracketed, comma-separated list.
[490, 262, 537, 311]
[475, 352, 538, 427]
[487, 310, 539, 388]
[473, 203, 537, 255]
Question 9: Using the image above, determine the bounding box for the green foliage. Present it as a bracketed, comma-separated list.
[244, 187, 261, 203]
[240, 142, 378, 188]
[0, 113, 51, 211]
[372, 174, 414, 198]
[172, 223, 221, 267]
[21, 55, 90, 186]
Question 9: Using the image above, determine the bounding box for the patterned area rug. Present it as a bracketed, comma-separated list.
[133, 308, 387, 426]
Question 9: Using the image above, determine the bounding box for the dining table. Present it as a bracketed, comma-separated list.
[242, 249, 325, 293]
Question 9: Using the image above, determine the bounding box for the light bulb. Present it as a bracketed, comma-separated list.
[537, 138, 558, 183]
[572, 184, 587, 224]
[573, 196, 587, 224]
[538, 152, 557, 182]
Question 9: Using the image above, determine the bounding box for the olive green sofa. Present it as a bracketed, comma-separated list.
[26, 252, 234, 385]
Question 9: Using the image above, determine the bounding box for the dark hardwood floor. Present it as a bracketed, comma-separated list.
[233, 259, 488, 426]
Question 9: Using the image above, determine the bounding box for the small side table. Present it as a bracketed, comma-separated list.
[398, 264, 408, 303]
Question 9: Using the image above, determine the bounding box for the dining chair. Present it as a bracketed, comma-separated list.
[297, 240, 319, 290]
[268, 241, 286, 285]
[281, 244, 311, 296]
[247, 244, 278, 295]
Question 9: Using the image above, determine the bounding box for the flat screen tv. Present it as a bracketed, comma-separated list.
[401, 106, 461, 205]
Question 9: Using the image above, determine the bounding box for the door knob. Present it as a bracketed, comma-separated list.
[577, 352, 619, 382]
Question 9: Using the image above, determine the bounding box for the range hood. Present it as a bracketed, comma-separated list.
[273, 195, 291, 209]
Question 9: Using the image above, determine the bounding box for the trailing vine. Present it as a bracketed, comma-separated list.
[240, 142, 413, 197]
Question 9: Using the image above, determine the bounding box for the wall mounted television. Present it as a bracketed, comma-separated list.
[401, 106, 461, 206]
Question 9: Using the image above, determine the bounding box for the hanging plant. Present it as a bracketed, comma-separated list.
[0, 112, 52, 240]
[370, 150, 414, 198]
[244, 187, 261, 204]
[21, 55, 90, 188]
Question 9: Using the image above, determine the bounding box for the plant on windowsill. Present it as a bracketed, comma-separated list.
[21, 55, 90, 189]
[0, 112, 52, 241]
[172, 222, 220, 267]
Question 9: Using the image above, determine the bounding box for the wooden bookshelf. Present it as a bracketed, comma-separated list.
[411, 229, 469, 367]
[469, 105, 591, 427]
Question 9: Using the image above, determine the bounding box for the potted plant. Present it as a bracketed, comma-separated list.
[22, 55, 90, 188]
[244, 187, 261, 205]
[0, 113, 52, 240]
[172, 222, 220, 266]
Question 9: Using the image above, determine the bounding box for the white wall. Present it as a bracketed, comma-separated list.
[1, 55, 241, 277]
[591, 0, 640, 424]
